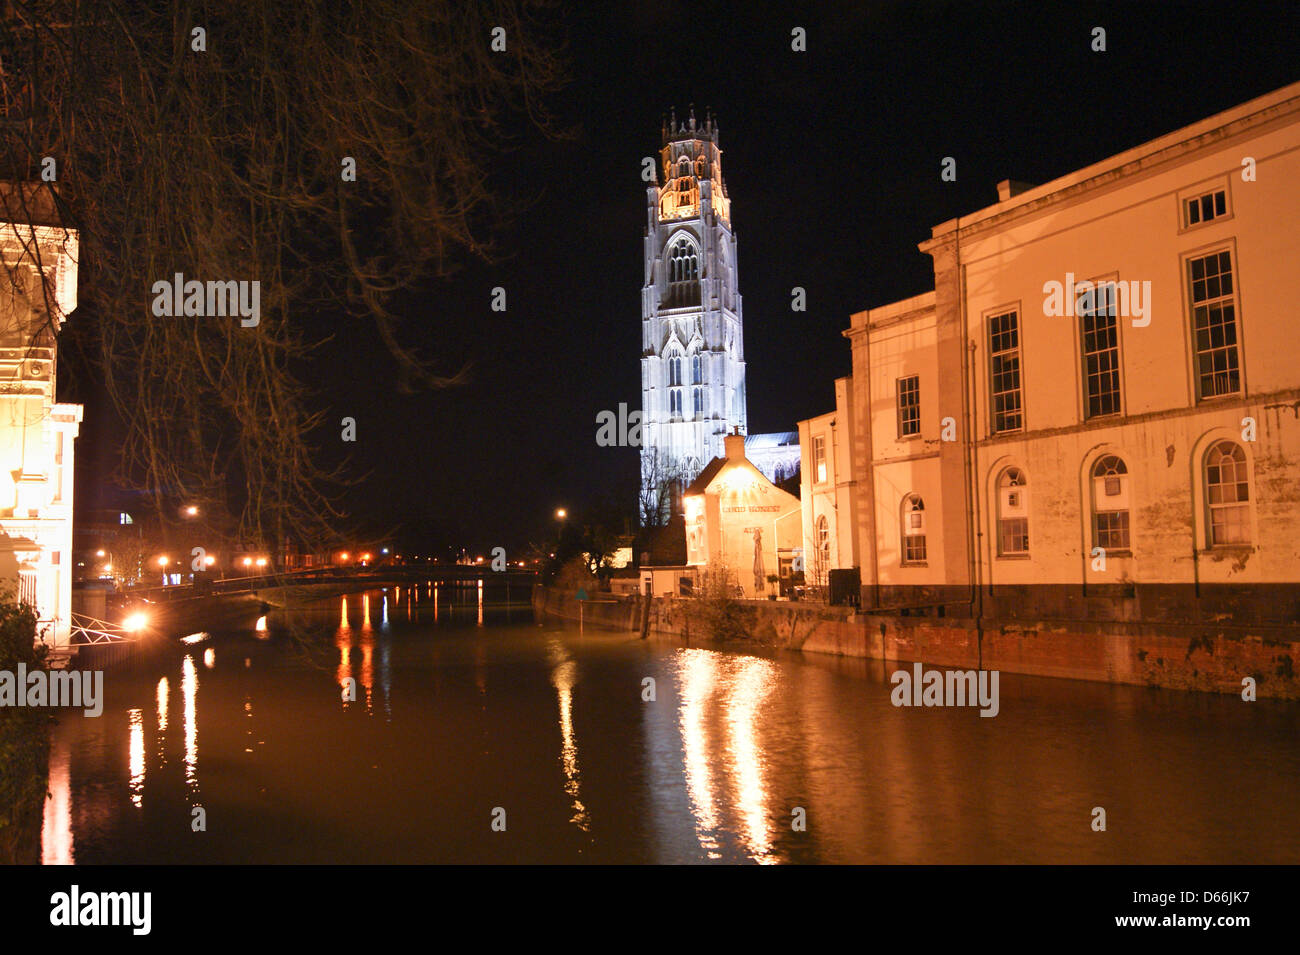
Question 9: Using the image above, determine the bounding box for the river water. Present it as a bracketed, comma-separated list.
[39, 585, 1300, 864]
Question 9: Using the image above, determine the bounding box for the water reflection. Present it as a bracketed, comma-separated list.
[41, 734, 73, 864]
[128, 708, 145, 809]
[548, 641, 590, 832]
[725, 658, 777, 863]
[182, 654, 200, 801]
[678, 649, 723, 858]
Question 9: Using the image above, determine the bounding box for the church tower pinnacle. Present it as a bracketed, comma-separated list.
[639, 109, 747, 523]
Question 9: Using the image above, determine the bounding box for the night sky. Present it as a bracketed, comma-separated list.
[68, 0, 1300, 555]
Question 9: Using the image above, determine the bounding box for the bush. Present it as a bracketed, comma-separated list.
[694, 566, 753, 642]
[0, 592, 50, 865]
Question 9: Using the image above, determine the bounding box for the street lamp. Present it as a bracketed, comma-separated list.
[255, 557, 267, 569]
[555, 508, 567, 520]
[243, 557, 253, 570]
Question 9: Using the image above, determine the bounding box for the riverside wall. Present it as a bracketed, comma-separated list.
[532, 585, 1300, 699]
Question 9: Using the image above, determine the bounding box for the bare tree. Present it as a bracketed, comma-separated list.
[0, 0, 567, 555]
[638, 448, 687, 529]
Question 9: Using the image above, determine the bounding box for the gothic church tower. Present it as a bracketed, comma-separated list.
[640, 109, 746, 520]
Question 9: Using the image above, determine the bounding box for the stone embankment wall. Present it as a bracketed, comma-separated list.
[533, 585, 1299, 699]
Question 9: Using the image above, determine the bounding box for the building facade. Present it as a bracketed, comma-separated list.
[684, 434, 801, 598]
[843, 81, 1300, 625]
[0, 184, 83, 646]
[797, 376, 859, 588]
[639, 110, 797, 519]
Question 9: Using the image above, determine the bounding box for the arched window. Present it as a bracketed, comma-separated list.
[669, 389, 682, 418]
[996, 468, 1029, 556]
[677, 157, 691, 179]
[696, 158, 707, 178]
[902, 495, 927, 564]
[666, 355, 682, 387]
[666, 239, 700, 307]
[1091, 455, 1130, 551]
[815, 515, 831, 580]
[692, 387, 703, 417]
[1205, 441, 1250, 546]
[691, 354, 702, 384]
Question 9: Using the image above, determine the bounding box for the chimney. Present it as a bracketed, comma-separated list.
[724, 433, 746, 460]
[996, 179, 1036, 202]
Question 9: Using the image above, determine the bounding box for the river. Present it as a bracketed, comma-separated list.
[39, 585, 1300, 864]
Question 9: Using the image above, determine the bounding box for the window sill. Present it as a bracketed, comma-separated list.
[996, 554, 1031, 560]
[1096, 549, 1132, 558]
[900, 562, 928, 568]
[1199, 545, 1255, 557]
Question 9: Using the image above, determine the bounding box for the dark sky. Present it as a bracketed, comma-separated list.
[71, 0, 1300, 555]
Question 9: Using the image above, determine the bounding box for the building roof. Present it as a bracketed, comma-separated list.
[685, 456, 726, 495]
[744, 431, 798, 450]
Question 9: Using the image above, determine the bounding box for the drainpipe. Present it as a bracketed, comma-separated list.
[957, 223, 985, 667]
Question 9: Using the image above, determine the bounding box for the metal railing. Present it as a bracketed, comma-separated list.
[67, 612, 141, 646]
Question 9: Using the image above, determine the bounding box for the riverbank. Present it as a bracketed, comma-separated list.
[532, 584, 1300, 699]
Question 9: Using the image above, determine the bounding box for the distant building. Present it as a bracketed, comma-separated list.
[797, 377, 859, 589]
[839, 80, 1300, 621]
[0, 184, 83, 645]
[683, 434, 801, 598]
[639, 110, 796, 519]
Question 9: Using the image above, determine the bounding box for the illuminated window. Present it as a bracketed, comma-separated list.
[691, 354, 702, 384]
[1091, 455, 1130, 551]
[897, 375, 920, 436]
[670, 389, 682, 418]
[988, 310, 1022, 433]
[902, 495, 926, 564]
[1079, 282, 1122, 417]
[813, 435, 827, 484]
[692, 387, 702, 418]
[816, 515, 830, 577]
[1188, 250, 1240, 399]
[1205, 441, 1250, 546]
[997, 467, 1029, 556]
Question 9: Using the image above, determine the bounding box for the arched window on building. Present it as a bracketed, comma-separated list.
[670, 388, 682, 418]
[691, 354, 702, 384]
[1205, 440, 1250, 546]
[696, 158, 707, 178]
[667, 355, 682, 387]
[815, 515, 831, 584]
[1091, 455, 1130, 551]
[692, 387, 702, 418]
[901, 495, 927, 564]
[996, 468, 1030, 556]
[666, 239, 700, 308]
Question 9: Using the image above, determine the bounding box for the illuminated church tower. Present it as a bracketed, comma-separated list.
[640, 108, 747, 521]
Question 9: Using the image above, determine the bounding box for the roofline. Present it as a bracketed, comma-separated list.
[920, 78, 1300, 249]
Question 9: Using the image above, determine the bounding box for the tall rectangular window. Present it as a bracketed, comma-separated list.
[897, 375, 920, 437]
[988, 310, 1022, 433]
[1079, 282, 1121, 417]
[813, 436, 827, 484]
[1188, 250, 1240, 399]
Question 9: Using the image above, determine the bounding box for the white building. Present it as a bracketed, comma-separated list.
[639, 110, 796, 519]
[0, 184, 82, 647]
[797, 376, 859, 588]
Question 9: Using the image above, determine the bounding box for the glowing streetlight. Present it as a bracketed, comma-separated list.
[96, 549, 106, 558]
[555, 508, 567, 520]
[183, 505, 199, 517]
[123, 612, 149, 632]
[204, 555, 216, 567]
[157, 555, 169, 568]
[103, 563, 113, 573]
[340, 552, 350, 562]
[361, 552, 372, 562]
[243, 557, 253, 568]
[255, 557, 267, 568]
